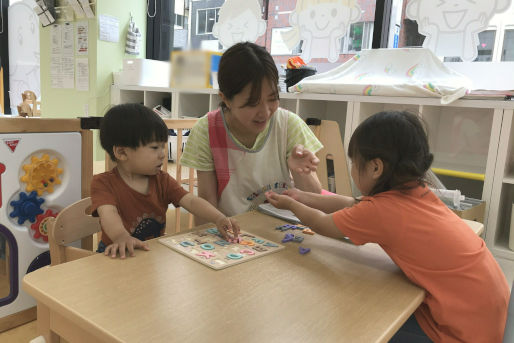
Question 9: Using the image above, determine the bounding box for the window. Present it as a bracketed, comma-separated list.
[341, 22, 374, 54]
[175, 14, 186, 29]
[196, 8, 220, 35]
[502, 29, 514, 61]
[443, 30, 497, 62]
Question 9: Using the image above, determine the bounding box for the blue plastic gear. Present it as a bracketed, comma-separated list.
[9, 191, 45, 225]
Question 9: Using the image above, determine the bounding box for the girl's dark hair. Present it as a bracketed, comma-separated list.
[348, 111, 434, 196]
[100, 103, 168, 161]
[218, 42, 279, 108]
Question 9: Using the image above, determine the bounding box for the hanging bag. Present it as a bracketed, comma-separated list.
[125, 16, 141, 55]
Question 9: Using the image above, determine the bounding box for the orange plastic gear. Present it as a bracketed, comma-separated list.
[30, 209, 58, 242]
[20, 154, 63, 196]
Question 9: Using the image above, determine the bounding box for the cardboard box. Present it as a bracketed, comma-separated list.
[170, 50, 222, 89]
[451, 197, 486, 223]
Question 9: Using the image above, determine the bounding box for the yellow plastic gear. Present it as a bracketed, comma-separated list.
[20, 154, 63, 196]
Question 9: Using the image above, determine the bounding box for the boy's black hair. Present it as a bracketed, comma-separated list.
[348, 111, 434, 196]
[218, 42, 279, 109]
[100, 103, 168, 161]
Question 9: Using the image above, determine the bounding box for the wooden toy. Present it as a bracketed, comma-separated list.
[159, 228, 284, 270]
[16, 90, 40, 117]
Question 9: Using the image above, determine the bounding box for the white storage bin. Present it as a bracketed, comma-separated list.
[120, 59, 170, 87]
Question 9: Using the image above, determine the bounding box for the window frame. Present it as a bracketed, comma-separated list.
[196, 7, 220, 35]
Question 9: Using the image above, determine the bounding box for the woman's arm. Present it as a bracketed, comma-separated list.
[195, 170, 219, 225]
[290, 169, 322, 193]
[288, 144, 322, 193]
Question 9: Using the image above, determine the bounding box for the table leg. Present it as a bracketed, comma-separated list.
[37, 303, 60, 343]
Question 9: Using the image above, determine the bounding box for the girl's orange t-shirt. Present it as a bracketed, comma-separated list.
[332, 186, 509, 343]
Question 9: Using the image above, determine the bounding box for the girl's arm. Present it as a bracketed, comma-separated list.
[194, 170, 219, 225]
[285, 188, 355, 213]
[265, 191, 345, 240]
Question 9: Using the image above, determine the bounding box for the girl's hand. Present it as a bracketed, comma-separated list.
[215, 216, 241, 241]
[288, 144, 319, 174]
[265, 191, 295, 210]
[281, 188, 304, 202]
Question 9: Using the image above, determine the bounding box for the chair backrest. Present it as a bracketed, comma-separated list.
[307, 118, 352, 196]
[504, 281, 514, 343]
[48, 197, 100, 265]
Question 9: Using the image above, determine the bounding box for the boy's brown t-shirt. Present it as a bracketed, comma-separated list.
[90, 168, 188, 245]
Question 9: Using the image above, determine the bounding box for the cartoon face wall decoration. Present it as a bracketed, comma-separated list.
[406, 0, 512, 61]
[281, 0, 362, 63]
[212, 0, 266, 50]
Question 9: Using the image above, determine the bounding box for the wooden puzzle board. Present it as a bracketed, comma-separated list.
[159, 228, 284, 270]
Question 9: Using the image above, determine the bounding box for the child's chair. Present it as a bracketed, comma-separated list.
[47, 197, 99, 265]
[307, 118, 352, 196]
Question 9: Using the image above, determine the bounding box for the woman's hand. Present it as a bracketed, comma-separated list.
[288, 144, 319, 174]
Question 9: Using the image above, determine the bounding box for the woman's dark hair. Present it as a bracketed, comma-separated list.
[100, 103, 168, 161]
[218, 42, 279, 108]
[348, 111, 434, 196]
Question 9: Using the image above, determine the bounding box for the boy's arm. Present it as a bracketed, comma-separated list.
[265, 191, 346, 240]
[179, 193, 240, 240]
[288, 189, 356, 213]
[96, 205, 149, 258]
[194, 170, 219, 225]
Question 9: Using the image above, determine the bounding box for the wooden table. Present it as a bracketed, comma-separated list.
[23, 211, 425, 343]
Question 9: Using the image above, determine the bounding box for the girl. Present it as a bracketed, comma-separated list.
[181, 42, 322, 220]
[265, 111, 510, 342]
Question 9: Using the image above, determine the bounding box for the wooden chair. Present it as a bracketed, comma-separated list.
[504, 281, 514, 343]
[104, 118, 198, 234]
[47, 197, 99, 266]
[307, 118, 352, 196]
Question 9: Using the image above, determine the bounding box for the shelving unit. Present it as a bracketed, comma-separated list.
[111, 85, 514, 271]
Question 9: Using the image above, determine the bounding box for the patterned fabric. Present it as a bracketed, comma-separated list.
[204, 108, 293, 216]
[125, 17, 141, 55]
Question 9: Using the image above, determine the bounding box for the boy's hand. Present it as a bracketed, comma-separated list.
[265, 191, 295, 210]
[287, 144, 319, 174]
[104, 235, 149, 259]
[215, 216, 241, 241]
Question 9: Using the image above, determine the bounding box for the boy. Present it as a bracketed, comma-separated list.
[91, 103, 240, 258]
